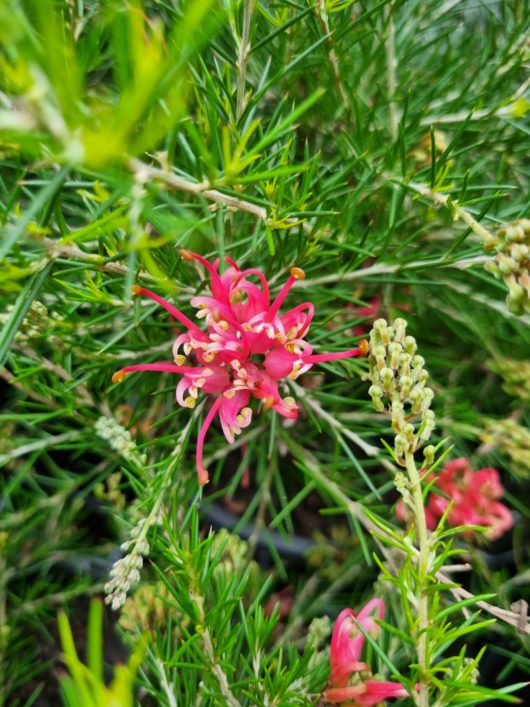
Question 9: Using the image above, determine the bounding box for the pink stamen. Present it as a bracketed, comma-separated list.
[224, 256, 240, 270]
[233, 268, 271, 303]
[196, 395, 223, 487]
[113, 363, 197, 383]
[305, 348, 362, 364]
[266, 267, 305, 320]
[180, 250, 226, 302]
[133, 286, 200, 332]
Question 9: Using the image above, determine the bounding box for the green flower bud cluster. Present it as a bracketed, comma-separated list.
[119, 580, 179, 635]
[488, 356, 530, 403]
[95, 471, 126, 510]
[95, 415, 148, 466]
[484, 218, 530, 314]
[0, 300, 63, 340]
[481, 417, 530, 480]
[368, 318, 435, 464]
[105, 518, 150, 610]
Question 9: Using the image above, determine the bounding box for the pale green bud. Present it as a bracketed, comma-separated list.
[404, 336, 417, 355]
[388, 342, 402, 369]
[393, 318, 407, 344]
[423, 445, 435, 466]
[399, 375, 413, 399]
[380, 367, 394, 394]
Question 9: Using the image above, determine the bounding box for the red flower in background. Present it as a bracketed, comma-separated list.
[397, 457, 513, 540]
[113, 251, 367, 486]
[324, 599, 408, 706]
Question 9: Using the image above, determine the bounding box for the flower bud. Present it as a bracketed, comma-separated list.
[399, 375, 413, 399]
[395, 434, 409, 457]
[380, 367, 394, 394]
[421, 387, 434, 412]
[420, 410, 436, 442]
[388, 342, 402, 369]
[393, 318, 407, 344]
[404, 336, 417, 355]
[423, 445, 435, 466]
[374, 318, 391, 345]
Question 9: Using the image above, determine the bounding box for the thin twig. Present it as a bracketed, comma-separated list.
[290, 381, 397, 473]
[408, 182, 496, 244]
[41, 237, 155, 279]
[299, 254, 490, 288]
[129, 159, 267, 220]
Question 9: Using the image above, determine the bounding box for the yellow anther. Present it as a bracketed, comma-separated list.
[203, 352, 215, 363]
[263, 396, 275, 410]
[174, 355, 187, 365]
[284, 396, 296, 407]
[290, 267, 305, 280]
[224, 389, 236, 399]
[218, 320, 229, 331]
[112, 370, 126, 384]
[196, 378, 206, 387]
[230, 291, 244, 304]
[184, 396, 196, 408]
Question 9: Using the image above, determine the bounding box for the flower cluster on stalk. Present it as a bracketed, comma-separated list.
[484, 218, 530, 314]
[397, 457, 513, 540]
[113, 251, 367, 485]
[367, 317, 435, 464]
[324, 599, 408, 706]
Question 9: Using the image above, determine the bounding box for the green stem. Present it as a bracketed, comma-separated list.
[236, 0, 255, 120]
[405, 451, 430, 707]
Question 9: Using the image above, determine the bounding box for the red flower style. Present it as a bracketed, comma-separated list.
[113, 251, 368, 486]
[324, 599, 408, 706]
[397, 457, 513, 540]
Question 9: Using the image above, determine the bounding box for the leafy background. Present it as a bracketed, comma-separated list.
[1, 0, 529, 704]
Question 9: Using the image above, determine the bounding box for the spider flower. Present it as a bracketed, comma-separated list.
[324, 599, 408, 706]
[397, 457, 513, 540]
[113, 251, 367, 486]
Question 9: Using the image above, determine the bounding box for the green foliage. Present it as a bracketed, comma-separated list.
[1, 0, 530, 705]
[58, 599, 145, 707]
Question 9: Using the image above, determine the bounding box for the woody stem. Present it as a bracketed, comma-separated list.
[405, 451, 430, 707]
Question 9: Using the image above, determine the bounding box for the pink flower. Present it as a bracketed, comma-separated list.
[396, 457, 513, 540]
[324, 599, 408, 706]
[113, 251, 368, 486]
[324, 680, 409, 706]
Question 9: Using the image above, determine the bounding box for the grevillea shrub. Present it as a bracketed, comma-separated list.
[1, 1, 529, 706]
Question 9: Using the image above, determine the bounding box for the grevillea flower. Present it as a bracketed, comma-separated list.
[397, 457, 513, 540]
[113, 251, 368, 486]
[324, 599, 408, 706]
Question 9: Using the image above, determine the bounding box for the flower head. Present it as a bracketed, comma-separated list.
[113, 251, 367, 486]
[324, 599, 408, 706]
[397, 457, 513, 540]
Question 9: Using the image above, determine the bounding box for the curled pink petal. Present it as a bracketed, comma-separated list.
[196, 396, 223, 487]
